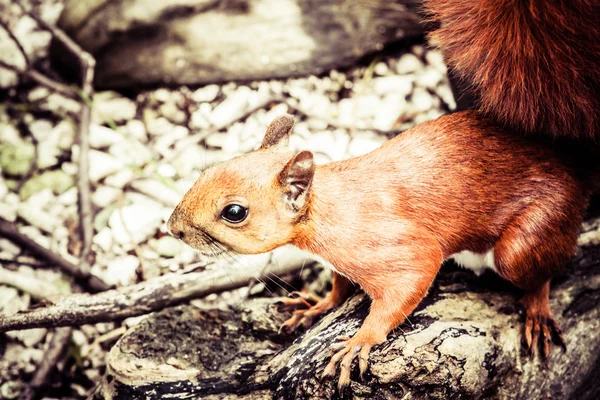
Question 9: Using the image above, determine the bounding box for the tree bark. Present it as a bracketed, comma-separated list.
[93, 241, 600, 399]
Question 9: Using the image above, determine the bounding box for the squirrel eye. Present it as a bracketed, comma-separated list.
[221, 204, 248, 223]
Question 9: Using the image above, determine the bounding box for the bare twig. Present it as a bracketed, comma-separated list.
[0, 217, 110, 292]
[19, 327, 73, 400]
[76, 66, 95, 275]
[0, 257, 303, 332]
[0, 59, 77, 98]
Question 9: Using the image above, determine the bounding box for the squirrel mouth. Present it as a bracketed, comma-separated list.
[198, 231, 234, 258]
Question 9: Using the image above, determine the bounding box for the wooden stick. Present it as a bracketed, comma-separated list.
[0, 260, 302, 332]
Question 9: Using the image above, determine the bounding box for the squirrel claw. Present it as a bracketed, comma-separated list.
[524, 314, 566, 358]
[322, 337, 374, 392]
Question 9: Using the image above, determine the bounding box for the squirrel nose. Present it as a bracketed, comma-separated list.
[167, 213, 185, 240]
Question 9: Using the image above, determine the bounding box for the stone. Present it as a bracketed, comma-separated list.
[125, 119, 148, 142]
[0, 122, 21, 144]
[92, 185, 121, 208]
[104, 255, 140, 286]
[89, 150, 126, 183]
[159, 102, 187, 125]
[93, 227, 114, 253]
[417, 66, 444, 89]
[90, 124, 125, 148]
[104, 168, 135, 188]
[411, 87, 435, 113]
[0, 141, 35, 177]
[191, 84, 220, 103]
[53, 119, 77, 150]
[150, 236, 184, 258]
[92, 91, 137, 124]
[372, 93, 408, 131]
[55, 0, 423, 88]
[209, 86, 252, 127]
[396, 52, 424, 74]
[129, 179, 182, 207]
[108, 201, 164, 248]
[109, 139, 154, 168]
[19, 170, 75, 200]
[28, 119, 54, 142]
[372, 75, 414, 97]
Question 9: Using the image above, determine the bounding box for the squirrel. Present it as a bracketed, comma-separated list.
[167, 0, 600, 392]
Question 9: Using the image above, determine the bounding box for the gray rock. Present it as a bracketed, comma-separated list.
[90, 124, 125, 149]
[19, 170, 75, 200]
[93, 91, 137, 124]
[396, 52, 424, 74]
[88, 150, 126, 183]
[0, 141, 35, 177]
[372, 75, 414, 97]
[92, 185, 121, 208]
[56, 0, 423, 88]
[108, 140, 154, 168]
[191, 84, 220, 103]
[104, 255, 140, 286]
[108, 201, 164, 249]
[150, 236, 184, 258]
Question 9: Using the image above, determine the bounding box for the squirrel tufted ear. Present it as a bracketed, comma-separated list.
[280, 151, 315, 213]
[260, 114, 295, 150]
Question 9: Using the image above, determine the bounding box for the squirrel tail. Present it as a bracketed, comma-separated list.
[423, 0, 600, 140]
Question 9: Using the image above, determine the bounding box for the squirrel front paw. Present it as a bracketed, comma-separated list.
[322, 335, 379, 392]
[274, 291, 340, 335]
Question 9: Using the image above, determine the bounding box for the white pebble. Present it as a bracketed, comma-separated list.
[88, 150, 125, 183]
[105, 255, 139, 286]
[191, 84, 220, 103]
[396, 53, 424, 74]
[93, 227, 114, 253]
[108, 202, 164, 249]
[373, 76, 414, 97]
[209, 86, 252, 127]
[92, 185, 121, 208]
[89, 124, 123, 148]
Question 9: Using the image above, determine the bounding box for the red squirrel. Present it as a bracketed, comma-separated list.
[168, 111, 597, 389]
[167, 0, 600, 391]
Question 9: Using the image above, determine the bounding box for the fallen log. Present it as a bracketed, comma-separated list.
[93, 237, 600, 399]
[53, 0, 423, 88]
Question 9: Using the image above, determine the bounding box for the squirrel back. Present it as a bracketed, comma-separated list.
[424, 0, 600, 140]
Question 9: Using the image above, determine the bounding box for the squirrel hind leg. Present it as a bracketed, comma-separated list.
[518, 281, 566, 358]
[492, 201, 582, 357]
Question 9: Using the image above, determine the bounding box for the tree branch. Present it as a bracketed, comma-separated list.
[0, 259, 302, 332]
[0, 59, 77, 99]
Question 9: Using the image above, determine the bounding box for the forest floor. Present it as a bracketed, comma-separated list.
[0, 0, 456, 398]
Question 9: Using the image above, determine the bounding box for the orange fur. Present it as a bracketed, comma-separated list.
[168, 112, 590, 389]
[424, 0, 600, 140]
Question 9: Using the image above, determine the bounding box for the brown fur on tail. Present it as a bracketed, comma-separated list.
[424, 0, 600, 140]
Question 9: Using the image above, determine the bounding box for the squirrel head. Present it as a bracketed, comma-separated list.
[167, 114, 315, 256]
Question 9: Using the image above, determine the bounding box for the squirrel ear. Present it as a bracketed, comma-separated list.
[280, 151, 315, 212]
[260, 114, 295, 150]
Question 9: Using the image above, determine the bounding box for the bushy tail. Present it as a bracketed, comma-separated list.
[423, 0, 600, 141]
